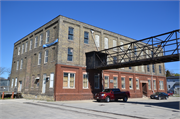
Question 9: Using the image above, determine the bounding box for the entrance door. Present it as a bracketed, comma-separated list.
[18, 81, 22, 92]
[142, 83, 147, 96]
[42, 74, 46, 93]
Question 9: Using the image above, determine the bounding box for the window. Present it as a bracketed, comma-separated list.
[153, 80, 156, 90]
[152, 64, 155, 73]
[113, 56, 117, 64]
[20, 59, 23, 69]
[18, 46, 20, 55]
[11, 79, 14, 88]
[46, 30, 50, 43]
[29, 39, 32, 50]
[21, 44, 24, 54]
[159, 81, 164, 90]
[159, 65, 161, 74]
[34, 36, 38, 48]
[83, 73, 88, 89]
[67, 48, 73, 61]
[15, 78, 17, 87]
[95, 35, 99, 47]
[121, 77, 125, 89]
[134, 46, 137, 56]
[84, 32, 89, 44]
[120, 42, 124, 51]
[105, 76, 109, 89]
[104, 38, 108, 49]
[113, 77, 118, 88]
[148, 80, 151, 90]
[49, 73, 54, 88]
[129, 67, 132, 69]
[94, 74, 100, 89]
[68, 27, 74, 40]
[129, 78, 133, 89]
[44, 50, 48, 63]
[25, 42, 28, 52]
[63, 72, 75, 88]
[135, 66, 138, 71]
[147, 65, 150, 72]
[136, 78, 139, 89]
[113, 40, 117, 51]
[38, 52, 42, 65]
[16, 60, 19, 70]
[141, 65, 144, 72]
[39, 34, 43, 46]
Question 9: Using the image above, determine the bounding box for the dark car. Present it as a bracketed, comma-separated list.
[167, 91, 173, 96]
[150, 92, 169, 100]
[94, 88, 130, 102]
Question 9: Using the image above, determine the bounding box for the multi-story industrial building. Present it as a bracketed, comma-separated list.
[10, 15, 167, 101]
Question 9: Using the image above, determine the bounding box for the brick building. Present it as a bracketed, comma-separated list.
[10, 15, 167, 101]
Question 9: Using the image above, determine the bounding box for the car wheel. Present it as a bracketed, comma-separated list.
[123, 96, 128, 102]
[97, 99, 100, 102]
[105, 97, 110, 102]
[158, 96, 161, 100]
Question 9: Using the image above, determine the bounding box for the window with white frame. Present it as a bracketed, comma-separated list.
[15, 78, 17, 87]
[29, 39, 32, 50]
[152, 64, 155, 73]
[113, 40, 117, 51]
[63, 72, 75, 88]
[46, 30, 50, 43]
[11, 79, 14, 88]
[38, 52, 42, 65]
[67, 48, 73, 61]
[39, 34, 43, 46]
[21, 44, 24, 54]
[83, 73, 88, 89]
[104, 76, 109, 89]
[104, 38, 108, 49]
[136, 78, 139, 89]
[159, 81, 164, 90]
[34, 36, 38, 48]
[25, 42, 28, 52]
[121, 77, 125, 89]
[94, 74, 100, 89]
[129, 78, 133, 89]
[113, 77, 118, 88]
[84, 32, 89, 44]
[148, 80, 151, 90]
[18, 46, 20, 55]
[20, 59, 23, 69]
[159, 65, 161, 74]
[44, 50, 48, 63]
[153, 80, 156, 90]
[49, 73, 54, 88]
[95, 35, 99, 47]
[68, 27, 74, 40]
[16, 60, 19, 70]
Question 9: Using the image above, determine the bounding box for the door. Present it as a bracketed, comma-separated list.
[42, 74, 46, 93]
[18, 81, 22, 91]
[142, 83, 147, 96]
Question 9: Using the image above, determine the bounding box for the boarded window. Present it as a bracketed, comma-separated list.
[95, 35, 99, 47]
[104, 38, 108, 49]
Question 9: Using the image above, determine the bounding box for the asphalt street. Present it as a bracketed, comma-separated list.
[0, 97, 179, 119]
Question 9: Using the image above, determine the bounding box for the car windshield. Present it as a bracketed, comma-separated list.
[102, 89, 111, 92]
[154, 92, 160, 95]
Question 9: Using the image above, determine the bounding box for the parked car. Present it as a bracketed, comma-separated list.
[167, 91, 173, 96]
[94, 88, 130, 102]
[150, 92, 169, 100]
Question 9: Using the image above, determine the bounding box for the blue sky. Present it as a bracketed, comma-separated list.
[1, 1, 179, 78]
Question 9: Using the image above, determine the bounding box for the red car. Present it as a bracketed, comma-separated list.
[167, 91, 173, 96]
[94, 88, 130, 102]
